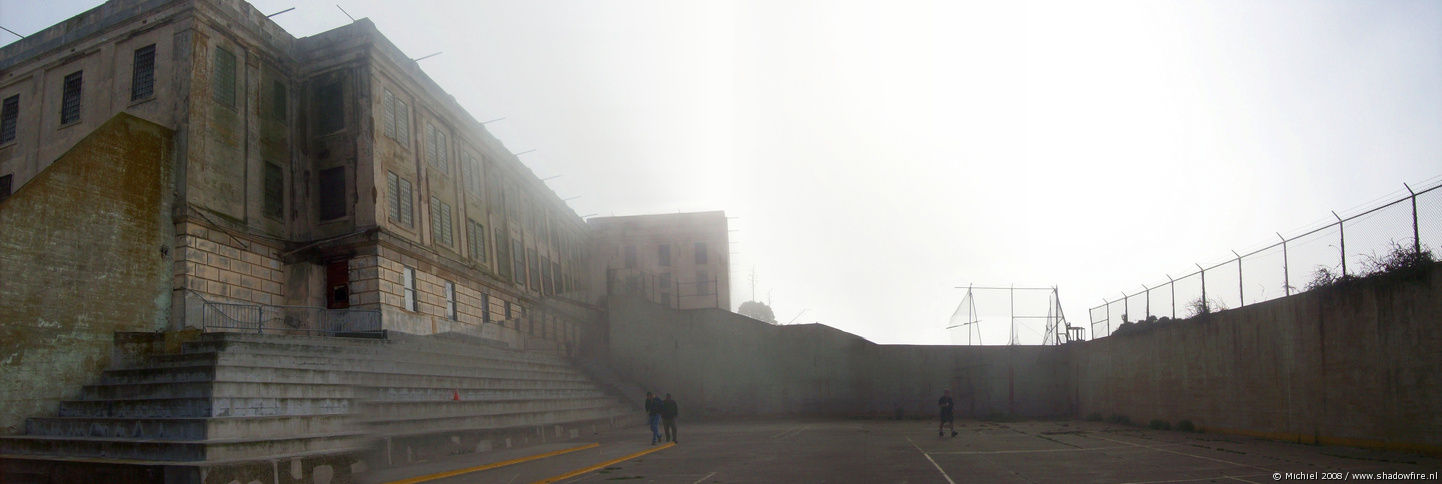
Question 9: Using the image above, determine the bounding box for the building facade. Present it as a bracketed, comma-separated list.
[587, 211, 731, 310]
[0, 0, 593, 351]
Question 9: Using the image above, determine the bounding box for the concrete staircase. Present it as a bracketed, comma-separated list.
[0, 331, 634, 483]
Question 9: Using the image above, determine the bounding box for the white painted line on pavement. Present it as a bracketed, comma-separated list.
[694, 471, 717, 483]
[906, 436, 956, 484]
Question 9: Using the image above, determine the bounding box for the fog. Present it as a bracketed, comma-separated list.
[4, 0, 1438, 344]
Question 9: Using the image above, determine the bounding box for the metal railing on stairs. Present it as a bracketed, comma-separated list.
[190, 290, 383, 337]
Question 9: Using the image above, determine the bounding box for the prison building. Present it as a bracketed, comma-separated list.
[0, 0, 593, 350]
[587, 210, 731, 310]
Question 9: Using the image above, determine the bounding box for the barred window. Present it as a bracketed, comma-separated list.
[496, 231, 512, 279]
[386, 171, 415, 227]
[461, 153, 484, 196]
[481, 293, 491, 323]
[60, 71, 83, 125]
[263, 162, 283, 219]
[382, 90, 396, 139]
[529, 248, 541, 289]
[315, 81, 343, 133]
[131, 44, 155, 101]
[0, 95, 17, 144]
[0, 174, 11, 202]
[425, 123, 447, 174]
[429, 196, 453, 246]
[402, 266, 417, 311]
[467, 219, 487, 262]
[395, 98, 409, 146]
[511, 239, 525, 284]
[318, 166, 345, 221]
[213, 47, 236, 108]
[444, 281, 457, 320]
[270, 80, 287, 122]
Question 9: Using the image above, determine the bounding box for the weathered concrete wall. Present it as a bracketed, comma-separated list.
[1074, 263, 1442, 452]
[0, 113, 174, 434]
[605, 296, 1073, 418]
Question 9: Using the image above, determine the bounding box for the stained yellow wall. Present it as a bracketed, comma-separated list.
[0, 113, 174, 434]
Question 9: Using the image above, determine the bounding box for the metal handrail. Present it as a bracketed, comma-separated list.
[190, 290, 382, 337]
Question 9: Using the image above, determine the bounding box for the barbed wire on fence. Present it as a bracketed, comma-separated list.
[1090, 180, 1442, 339]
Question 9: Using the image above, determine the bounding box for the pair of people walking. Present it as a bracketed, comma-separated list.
[644, 392, 679, 445]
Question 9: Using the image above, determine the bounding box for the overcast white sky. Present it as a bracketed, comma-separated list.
[4, 0, 1439, 345]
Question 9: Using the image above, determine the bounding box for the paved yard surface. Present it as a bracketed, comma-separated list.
[367, 419, 1442, 483]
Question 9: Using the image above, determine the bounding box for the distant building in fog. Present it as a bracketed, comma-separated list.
[587, 211, 731, 310]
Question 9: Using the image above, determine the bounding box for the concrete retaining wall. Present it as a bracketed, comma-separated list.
[605, 296, 1073, 418]
[1074, 263, 1442, 451]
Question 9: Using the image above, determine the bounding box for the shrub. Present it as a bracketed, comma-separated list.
[1306, 266, 1355, 291]
[1185, 297, 1228, 318]
[1361, 241, 1436, 276]
[1176, 420, 1195, 432]
[1148, 419, 1171, 430]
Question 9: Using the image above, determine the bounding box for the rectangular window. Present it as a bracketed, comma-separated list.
[0, 95, 17, 144]
[541, 255, 553, 295]
[467, 219, 487, 262]
[552, 261, 563, 294]
[0, 174, 11, 201]
[624, 245, 636, 269]
[315, 81, 342, 133]
[425, 124, 447, 174]
[429, 197, 453, 246]
[60, 71, 83, 125]
[658, 245, 671, 266]
[504, 300, 512, 320]
[444, 281, 457, 320]
[529, 248, 541, 289]
[270, 80, 286, 122]
[386, 172, 414, 227]
[496, 231, 511, 279]
[694, 242, 708, 265]
[263, 162, 283, 219]
[402, 266, 417, 311]
[511, 239, 525, 284]
[481, 293, 491, 323]
[461, 153, 484, 196]
[213, 47, 236, 108]
[131, 44, 155, 101]
[395, 98, 409, 146]
[318, 166, 345, 221]
[382, 89, 396, 139]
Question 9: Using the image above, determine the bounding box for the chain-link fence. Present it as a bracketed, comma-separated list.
[1090, 181, 1442, 338]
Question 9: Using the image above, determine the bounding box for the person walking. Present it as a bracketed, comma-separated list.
[644, 392, 664, 445]
[938, 390, 957, 437]
[661, 393, 680, 443]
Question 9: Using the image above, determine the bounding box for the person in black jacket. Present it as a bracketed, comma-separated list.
[644, 392, 664, 445]
[938, 390, 957, 437]
[661, 393, 680, 443]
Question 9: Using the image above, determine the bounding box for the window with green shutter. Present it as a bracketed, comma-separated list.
[213, 47, 236, 108]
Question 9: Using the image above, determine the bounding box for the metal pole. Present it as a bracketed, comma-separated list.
[1333, 211, 1346, 276]
[1406, 183, 1420, 255]
[1233, 249, 1244, 307]
[1009, 285, 1015, 345]
[1104, 298, 1111, 337]
[1278, 233, 1290, 297]
[1142, 284, 1150, 320]
[1196, 263, 1207, 314]
[1166, 274, 1175, 319]
[1122, 291, 1129, 323]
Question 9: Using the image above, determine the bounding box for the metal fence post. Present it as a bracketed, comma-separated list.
[1121, 291, 1129, 323]
[1196, 263, 1207, 313]
[1278, 233, 1290, 296]
[1233, 249, 1244, 307]
[1166, 274, 1175, 319]
[1104, 298, 1111, 336]
[1406, 183, 1420, 254]
[1142, 284, 1150, 319]
[1333, 211, 1346, 276]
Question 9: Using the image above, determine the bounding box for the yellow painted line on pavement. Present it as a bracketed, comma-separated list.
[386, 442, 600, 484]
[531, 442, 676, 484]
